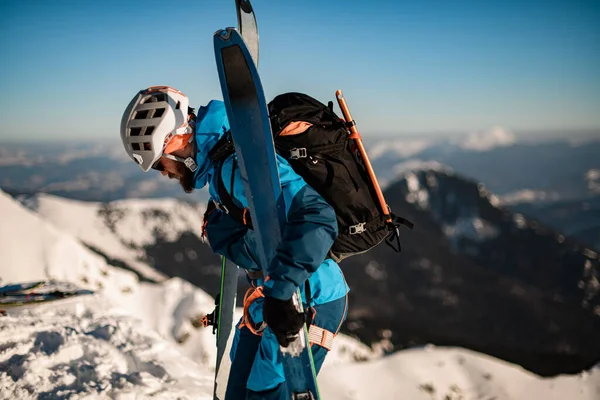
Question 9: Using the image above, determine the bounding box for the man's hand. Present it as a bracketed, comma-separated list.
[263, 295, 306, 347]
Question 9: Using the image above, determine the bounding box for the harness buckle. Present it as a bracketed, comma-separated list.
[349, 222, 366, 235]
[289, 148, 308, 160]
[212, 199, 229, 214]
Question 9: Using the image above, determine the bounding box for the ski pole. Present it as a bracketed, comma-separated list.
[335, 90, 392, 224]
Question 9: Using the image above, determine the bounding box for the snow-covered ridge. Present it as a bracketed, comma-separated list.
[587, 169, 600, 194]
[320, 346, 600, 400]
[499, 189, 561, 205]
[20, 193, 207, 282]
[402, 170, 502, 249]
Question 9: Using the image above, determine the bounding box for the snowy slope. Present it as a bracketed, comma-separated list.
[320, 346, 600, 400]
[21, 193, 207, 282]
[2, 189, 599, 399]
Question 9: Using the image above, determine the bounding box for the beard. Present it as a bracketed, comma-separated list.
[180, 166, 196, 193]
[169, 163, 196, 193]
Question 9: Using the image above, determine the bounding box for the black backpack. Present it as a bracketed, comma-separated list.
[207, 92, 413, 263]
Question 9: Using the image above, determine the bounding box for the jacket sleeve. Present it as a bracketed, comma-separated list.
[262, 158, 338, 300]
[204, 205, 258, 271]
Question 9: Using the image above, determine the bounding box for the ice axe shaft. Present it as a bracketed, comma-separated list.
[335, 90, 392, 224]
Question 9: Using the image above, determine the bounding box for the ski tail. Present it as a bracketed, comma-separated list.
[235, 0, 259, 66]
[213, 256, 239, 400]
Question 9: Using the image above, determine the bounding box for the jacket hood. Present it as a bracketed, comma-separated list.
[192, 100, 230, 189]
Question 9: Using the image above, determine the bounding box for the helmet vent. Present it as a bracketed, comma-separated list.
[143, 93, 166, 103]
[153, 108, 165, 118]
[144, 126, 155, 136]
[175, 101, 181, 109]
[131, 143, 141, 151]
[133, 110, 149, 120]
[130, 127, 142, 136]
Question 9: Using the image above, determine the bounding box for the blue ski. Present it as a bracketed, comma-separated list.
[214, 27, 320, 400]
[0, 281, 46, 296]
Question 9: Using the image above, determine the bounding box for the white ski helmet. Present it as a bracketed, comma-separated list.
[120, 86, 191, 172]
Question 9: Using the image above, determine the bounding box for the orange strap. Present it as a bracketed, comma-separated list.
[238, 285, 337, 350]
[308, 325, 336, 351]
[239, 285, 266, 336]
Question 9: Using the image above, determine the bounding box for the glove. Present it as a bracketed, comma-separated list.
[262, 295, 306, 348]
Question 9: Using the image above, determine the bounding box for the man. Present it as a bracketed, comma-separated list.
[120, 86, 349, 399]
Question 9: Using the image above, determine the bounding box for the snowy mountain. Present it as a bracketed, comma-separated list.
[19, 192, 225, 298]
[341, 169, 600, 376]
[6, 167, 600, 377]
[2, 189, 599, 399]
[20, 193, 208, 282]
[11, 178, 600, 377]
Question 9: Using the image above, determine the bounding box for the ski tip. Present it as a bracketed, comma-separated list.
[214, 27, 237, 41]
[238, 0, 253, 14]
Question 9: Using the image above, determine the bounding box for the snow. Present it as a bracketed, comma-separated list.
[499, 189, 561, 205]
[404, 171, 431, 210]
[586, 169, 600, 194]
[0, 295, 215, 399]
[1, 188, 599, 399]
[21, 193, 208, 282]
[457, 126, 517, 151]
[320, 346, 600, 400]
[443, 217, 500, 243]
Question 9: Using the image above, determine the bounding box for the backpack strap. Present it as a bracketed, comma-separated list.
[214, 157, 254, 229]
[384, 213, 414, 253]
[276, 141, 347, 160]
[207, 131, 254, 228]
[207, 130, 236, 163]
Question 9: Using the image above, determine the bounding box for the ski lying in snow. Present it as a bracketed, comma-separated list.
[214, 27, 320, 400]
[213, 257, 239, 400]
[235, 0, 258, 66]
[0, 281, 94, 305]
[0, 281, 46, 296]
[0, 289, 94, 305]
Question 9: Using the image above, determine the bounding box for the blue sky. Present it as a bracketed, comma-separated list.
[0, 0, 598, 141]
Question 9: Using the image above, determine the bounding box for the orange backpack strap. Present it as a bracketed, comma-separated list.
[239, 285, 266, 336]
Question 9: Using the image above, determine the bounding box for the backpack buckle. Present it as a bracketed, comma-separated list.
[289, 148, 307, 159]
[212, 199, 229, 214]
[349, 222, 366, 235]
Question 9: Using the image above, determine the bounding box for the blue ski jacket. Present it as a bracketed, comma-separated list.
[193, 100, 349, 305]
